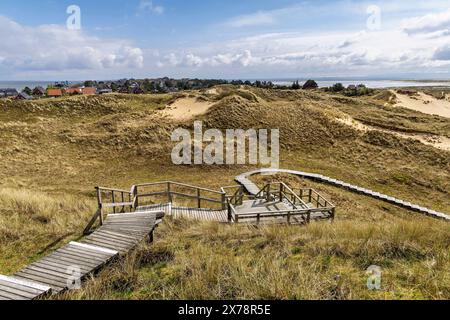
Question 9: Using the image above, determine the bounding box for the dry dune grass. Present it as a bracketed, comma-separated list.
[59, 217, 449, 300]
[0, 188, 96, 273]
[0, 87, 449, 300]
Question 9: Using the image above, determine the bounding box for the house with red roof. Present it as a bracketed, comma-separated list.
[47, 88, 63, 97]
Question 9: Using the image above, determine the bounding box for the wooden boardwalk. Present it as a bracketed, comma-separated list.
[0, 210, 161, 300]
[0, 275, 51, 300]
[171, 207, 228, 222]
[236, 169, 450, 221]
[137, 203, 228, 223]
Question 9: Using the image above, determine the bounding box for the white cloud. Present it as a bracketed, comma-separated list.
[433, 45, 450, 60]
[0, 16, 144, 73]
[158, 50, 257, 68]
[138, 0, 165, 15]
[155, 24, 450, 77]
[225, 11, 275, 28]
[402, 9, 450, 34]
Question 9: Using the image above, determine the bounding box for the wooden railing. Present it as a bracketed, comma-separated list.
[221, 185, 248, 222]
[83, 186, 134, 234]
[255, 182, 308, 209]
[133, 181, 226, 210]
[84, 181, 227, 234]
[298, 188, 335, 209]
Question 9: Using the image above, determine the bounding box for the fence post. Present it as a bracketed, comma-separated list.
[197, 188, 201, 208]
[167, 182, 173, 203]
[222, 193, 227, 210]
[228, 203, 232, 222]
[96, 187, 104, 226]
[111, 191, 116, 214]
[132, 186, 138, 210]
[279, 183, 283, 202]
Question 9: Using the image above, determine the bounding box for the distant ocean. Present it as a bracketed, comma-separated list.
[2, 79, 450, 91]
[270, 79, 450, 89]
[0, 81, 77, 91]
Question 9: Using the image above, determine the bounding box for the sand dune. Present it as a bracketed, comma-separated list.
[337, 115, 450, 151]
[393, 90, 450, 118]
[162, 97, 213, 120]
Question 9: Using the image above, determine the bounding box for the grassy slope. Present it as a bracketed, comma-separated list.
[0, 88, 449, 299]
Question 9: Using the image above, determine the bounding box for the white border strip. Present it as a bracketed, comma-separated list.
[69, 242, 118, 256]
[0, 275, 51, 292]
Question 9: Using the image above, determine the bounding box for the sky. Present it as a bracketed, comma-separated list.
[1, 0, 450, 80]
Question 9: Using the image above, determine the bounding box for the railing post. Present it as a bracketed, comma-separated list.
[132, 185, 138, 210]
[279, 183, 283, 202]
[222, 193, 227, 210]
[96, 187, 104, 226]
[197, 188, 201, 208]
[266, 184, 271, 202]
[228, 203, 232, 222]
[257, 214, 260, 225]
[111, 191, 116, 214]
[167, 182, 173, 203]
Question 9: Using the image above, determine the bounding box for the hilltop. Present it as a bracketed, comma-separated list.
[0, 86, 449, 299]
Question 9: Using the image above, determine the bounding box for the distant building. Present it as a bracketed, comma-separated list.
[15, 92, 32, 100]
[98, 89, 113, 94]
[0, 88, 19, 97]
[64, 88, 83, 95]
[118, 87, 130, 94]
[347, 85, 357, 91]
[32, 86, 46, 96]
[47, 88, 63, 97]
[132, 87, 145, 94]
[81, 87, 97, 95]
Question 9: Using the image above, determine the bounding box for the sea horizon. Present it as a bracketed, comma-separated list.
[2, 78, 450, 91]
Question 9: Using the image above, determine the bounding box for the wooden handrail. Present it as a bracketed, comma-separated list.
[133, 181, 224, 195]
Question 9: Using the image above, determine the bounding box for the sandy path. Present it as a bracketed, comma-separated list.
[162, 97, 213, 121]
[393, 91, 450, 118]
[336, 116, 450, 151]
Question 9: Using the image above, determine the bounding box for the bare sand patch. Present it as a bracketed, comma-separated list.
[392, 90, 450, 118]
[336, 115, 450, 151]
[162, 97, 213, 121]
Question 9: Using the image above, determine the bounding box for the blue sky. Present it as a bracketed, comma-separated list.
[1, 0, 450, 80]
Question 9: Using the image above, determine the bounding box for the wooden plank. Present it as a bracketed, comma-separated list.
[0, 289, 30, 300]
[0, 285, 37, 299]
[63, 244, 116, 259]
[18, 268, 71, 284]
[49, 251, 106, 266]
[0, 279, 44, 295]
[86, 233, 136, 246]
[82, 239, 131, 252]
[31, 261, 91, 274]
[58, 247, 111, 262]
[0, 275, 50, 292]
[14, 273, 67, 291]
[95, 229, 140, 241]
[91, 232, 139, 245]
[68, 242, 118, 256]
